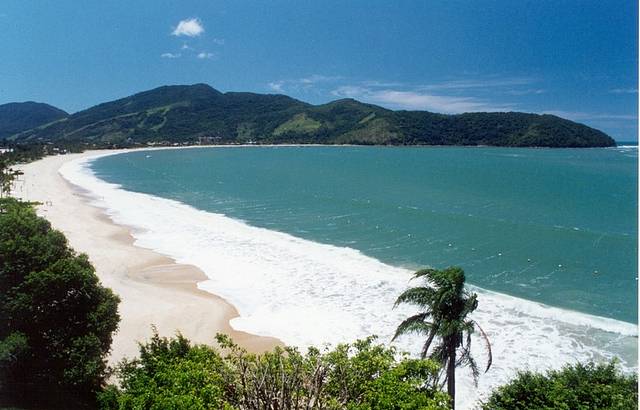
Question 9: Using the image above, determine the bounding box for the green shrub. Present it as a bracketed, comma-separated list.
[101, 333, 449, 410]
[482, 361, 638, 410]
[102, 332, 231, 409]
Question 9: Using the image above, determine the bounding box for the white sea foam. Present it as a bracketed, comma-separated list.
[60, 151, 638, 410]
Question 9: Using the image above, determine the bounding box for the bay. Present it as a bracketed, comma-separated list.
[91, 146, 638, 323]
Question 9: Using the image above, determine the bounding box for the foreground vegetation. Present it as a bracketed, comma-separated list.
[0, 175, 635, 409]
[99, 336, 636, 410]
[482, 361, 637, 409]
[99, 333, 450, 410]
[0, 198, 120, 408]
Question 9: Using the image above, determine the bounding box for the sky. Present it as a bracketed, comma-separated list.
[1, 1, 638, 141]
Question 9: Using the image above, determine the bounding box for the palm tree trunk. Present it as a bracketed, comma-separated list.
[447, 342, 456, 409]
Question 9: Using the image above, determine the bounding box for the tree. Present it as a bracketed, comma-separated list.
[482, 361, 637, 409]
[393, 267, 492, 409]
[0, 198, 120, 408]
[100, 331, 232, 410]
[0, 156, 22, 198]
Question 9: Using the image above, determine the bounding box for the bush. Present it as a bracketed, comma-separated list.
[482, 361, 638, 410]
[100, 333, 449, 410]
[0, 198, 120, 408]
[104, 332, 231, 410]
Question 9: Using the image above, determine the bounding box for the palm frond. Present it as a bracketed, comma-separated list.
[429, 343, 448, 367]
[393, 286, 435, 308]
[455, 333, 472, 366]
[466, 355, 480, 385]
[391, 313, 432, 340]
[455, 337, 480, 385]
[435, 364, 447, 390]
[420, 325, 439, 359]
[462, 293, 479, 315]
[412, 268, 439, 279]
[430, 345, 450, 388]
[473, 320, 492, 373]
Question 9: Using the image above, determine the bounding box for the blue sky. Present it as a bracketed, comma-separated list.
[1, 1, 637, 140]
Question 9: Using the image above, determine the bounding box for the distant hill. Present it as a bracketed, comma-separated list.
[0, 102, 68, 139]
[7, 84, 615, 147]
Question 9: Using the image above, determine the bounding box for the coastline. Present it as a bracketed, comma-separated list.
[10, 146, 637, 409]
[12, 149, 282, 365]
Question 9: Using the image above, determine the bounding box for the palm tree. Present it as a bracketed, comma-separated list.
[392, 266, 492, 409]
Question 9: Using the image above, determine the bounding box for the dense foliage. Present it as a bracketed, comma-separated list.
[0, 199, 120, 408]
[394, 267, 491, 409]
[99, 332, 450, 410]
[0, 157, 22, 198]
[482, 361, 638, 409]
[0, 102, 68, 139]
[6, 84, 614, 147]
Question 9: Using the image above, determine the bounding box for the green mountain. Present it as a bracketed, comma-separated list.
[8, 84, 615, 147]
[0, 102, 68, 139]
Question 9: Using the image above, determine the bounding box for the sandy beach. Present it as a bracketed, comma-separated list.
[12, 150, 282, 365]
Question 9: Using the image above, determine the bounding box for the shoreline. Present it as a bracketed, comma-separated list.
[60, 147, 638, 331]
[11, 146, 637, 409]
[13, 150, 282, 365]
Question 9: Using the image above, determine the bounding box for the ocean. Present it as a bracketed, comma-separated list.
[61, 145, 638, 409]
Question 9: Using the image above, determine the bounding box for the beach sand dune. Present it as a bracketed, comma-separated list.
[12, 151, 281, 364]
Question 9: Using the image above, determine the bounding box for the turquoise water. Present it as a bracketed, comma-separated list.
[91, 146, 638, 323]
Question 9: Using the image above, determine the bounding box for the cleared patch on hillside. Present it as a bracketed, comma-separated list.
[273, 113, 321, 136]
[338, 118, 399, 144]
[358, 112, 376, 124]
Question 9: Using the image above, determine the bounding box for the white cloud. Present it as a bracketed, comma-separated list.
[268, 81, 285, 93]
[266, 74, 343, 93]
[265, 75, 570, 114]
[419, 77, 536, 91]
[374, 91, 512, 113]
[212, 38, 225, 45]
[330, 85, 367, 98]
[298, 74, 343, 85]
[504, 88, 546, 96]
[361, 80, 405, 88]
[197, 52, 215, 59]
[172, 18, 204, 37]
[160, 52, 181, 59]
[609, 88, 638, 94]
[331, 86, 514, 113]
[324, 76, 543, 112]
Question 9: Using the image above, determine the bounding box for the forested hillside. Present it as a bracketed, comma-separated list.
[5, 84, 615, 147]
[0, 102, 68, 139]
